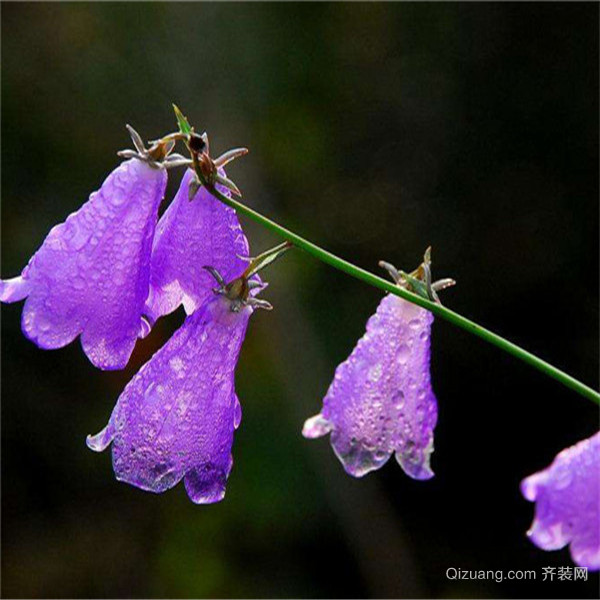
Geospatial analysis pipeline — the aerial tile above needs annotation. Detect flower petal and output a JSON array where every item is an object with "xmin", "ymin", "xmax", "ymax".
[
  {"xmin": 521, "ymin": 432, "xmax": 600, "ymax": 570},
  {"xmin": 145, "ymin": 168, "xmax": 249, "ymax": 322},
  {"xmin": 303, "ymin": 294, "xmax": 437, "ymax": 479},
  {"xmin": 88, "ymin": 294, "xmax": 252, "ymax": 503},
  {"xmin": 86, "ymin": 422, "xmax": 116, "ymax": 453},
  {"xmin": 2, "ymin": 159, "xmax": 167, "ymax": 369},
  {"xmin": 0, "ymin": 276, "xmax": 31, "ymax": 303},
  {"xmin": 184, "ymin": 452, "xmax": 234, "ymax": 504}
]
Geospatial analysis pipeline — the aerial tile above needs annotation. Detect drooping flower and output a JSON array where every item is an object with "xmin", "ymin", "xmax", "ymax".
[
  {"xmin": 87, "ymin": 293, "xmax": 251, "ymax": 503},
  {"xmin": 144, "ymin": 167, "xmax": 249, "ymax": 322},
  {"xmin": 87, "ymin": 243, "xmax": 288, "ymax": 503},
  {"xmin": 0, "ymin": 127, "xmax": 182, "ymax": 369},
  {"xmin": 521, "ymin": 432, "xmax": 600, "ymax": 570},
  {"xmin": 303, "ymin": 250, "xmax": 454, "ymax": 479}
]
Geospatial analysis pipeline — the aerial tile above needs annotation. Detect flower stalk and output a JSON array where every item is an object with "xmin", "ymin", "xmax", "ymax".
[
  {"xmin": 202, "ymin": 183, "xmax": 599, "ymax": 406},
  {"xmin": 170, "ymin": 104, "xmax": 599, "ymax": 406}
]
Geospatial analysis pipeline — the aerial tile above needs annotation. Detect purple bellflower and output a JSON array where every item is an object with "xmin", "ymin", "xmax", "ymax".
[
  {"xmin": 87, "ymin": 292, "xmax": 251, "ymax": 504},
  {"xmin": 0, "ymin": 126, "xmax": 189, "ymax": 370},
  {"xmin": 87, "ymin": 243, "xmax": 288, "ymax": 503},
  {"xmin": 303, "ymin": 249, "xmax": 454, "ymax": 479},
  {"xmin": 145, "ymin": 166, "xmax": 249, "ymax": 323},
  {"xmin": 521, "ymin": 432, "xmax": 600, "ymax": 570}
]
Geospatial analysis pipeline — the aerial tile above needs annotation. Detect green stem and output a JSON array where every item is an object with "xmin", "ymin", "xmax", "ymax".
[{"xmin": 207, "ymin": 185, "xmax": 599, "ymax": 406}]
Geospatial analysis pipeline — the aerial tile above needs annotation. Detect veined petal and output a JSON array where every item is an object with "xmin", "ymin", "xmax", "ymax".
[
  {"xmin": 88, "ymin": 294, "xmax": 252, "ymax": 504},
  {"xmin": 2, "ymin": 159, "xmax": 167, "ymax": 370},
  {"xmin": 145, "ymin": 168, "xmax": 249, "ymax": 321},
  {"xmin": 303, "ymin": 294, "xmax": 437, "ymax": 479},
  {"xmin": 521, "ymin": 432, "xmax": 600, "ymax": 570}
]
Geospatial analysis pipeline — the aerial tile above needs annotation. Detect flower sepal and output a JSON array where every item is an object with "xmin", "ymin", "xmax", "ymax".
[
  {"xmin": 117, "ymin": 124, "xmax": 188, "ymax": 169},
  {"xmin": 169, "ymin": 105, "xmax": 249, "ymax": 197},
  {"xmin": 203, "ymin": 241, "xmax": 292, "ymax": 313},
  {"xmin": 380, "ymin": 246, "xmax": 455, "ymax": 305}
]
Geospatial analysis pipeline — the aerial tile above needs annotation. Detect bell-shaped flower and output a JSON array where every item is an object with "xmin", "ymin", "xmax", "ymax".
[
  {"xmin": 87, "ymin": 293, "xmax": 249, "ymax": 503},
  {"xmin": 87, "ymin": 243, "xmax": 289, "ymax": 503},
  {"xmin": 144, "ymin": 166, "xmax": 249, "ymax": 323},
  {"xmin": 521, "ymin": 431, "xmax": 600, "ymax": 570},
  {"xmin": 0, "ymin": 127, "xmax": 183, "ymax": 369},
  {"xmin": 303, "ymin": 250, "xmax": 454, "ymax": 479}
]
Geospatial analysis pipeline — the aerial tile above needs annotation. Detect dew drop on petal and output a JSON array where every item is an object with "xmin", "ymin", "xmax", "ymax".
[
  {"xmin": 72, "ymin": 277, "xmax": 86, "ymax": 291},
  {"xmin": 552, "ymin": 466, "xmax": 573, "ymax": 490},
  {"xmin": 409, "ymin": 318, "xmax": 421, "ymax": 331},
  {"xmin": 393, "ymin": 390, "xmax": 405, "ymax": 409},
  {"xmin": 169, "ymin": 356, "xmax": 186, "ymax": 378},
  {"xmin": 37, "ymin": 316, "xmax": 51, "ymax": 332},
  {"xmin": 368, "ymin": 363, "xmax": 383, "ymax": 382},
  {"xmin": 233, "ymin": 397, "xmax": 242, "ymax": 429},
  {"xmin": 138, "ymin": 316, "xmax": 152, "ymax": 339},
  {"xmin": 397, "ymin": 344, "xmax": 410, "ymax": 365}
]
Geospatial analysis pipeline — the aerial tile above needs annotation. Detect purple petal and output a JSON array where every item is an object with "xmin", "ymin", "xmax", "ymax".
[
  {"xmin": 521, "ymin": 432, "xmax": 600, "ymax": 570},
  {"xmin": 0, "ymin": 276, "xmax": 31, "ymax": 303},
  {"xmin": 145, "ymin": 168, "xmax": 249, "ymax": 322},
  {"xmin": 1, "ymin": 159, "xmax": 167, "ymax": 370},
  {"xmin": 303, "ymin": 294, "xmax": 437, "ymax": 479},
  {"xmin": 87, "ymin": 294, "xmax": 252, "ymax": 504}
]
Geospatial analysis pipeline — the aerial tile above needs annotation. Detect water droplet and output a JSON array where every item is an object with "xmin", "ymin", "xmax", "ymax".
[
  {"xmin": 393, "ymin": 391, "xmax": 405, "ymax": 409},
  {"xmin": 23, "ymin": 312, "xmax": 34, "ymax": 328},
  {"xmin": 139, "ymin": 316, "xmax": 152, "ymax": 339},
  {"xmin": 368, "ymin": 363, "xmax": 383, "ymax": 382},
  {"xmin": 409, "ymin": 318, "xmax": 421, "ymax": 331},
  {"xmin": 169, "ymin": 356, "xmax": 186, "ymax": 378},
  {"xmin": 233, "ymin": 399, "xmax": 242, "ymax": 429},
  {"xmin": 553, "ymin": 467, "xmax": 573, "ymax": 490},
  {"xmin": 397, "ymin": 344, "xmax": 410, "ymax": 365},
  {"xmin": 37, "ymin": 316, "xmax": 51, "ymax": 332},
  {"xmin": 72, "ymin": 277, "xmax": 85, "ymax": 291},
  {"xmin": 111, "ymin": 193, "xmax": 126, "ymax": 206}
]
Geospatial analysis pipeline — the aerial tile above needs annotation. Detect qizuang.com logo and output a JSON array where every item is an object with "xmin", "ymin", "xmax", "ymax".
[{"xmin": 446, "ymin": 568, "xmax": 536, "ymax": 583}]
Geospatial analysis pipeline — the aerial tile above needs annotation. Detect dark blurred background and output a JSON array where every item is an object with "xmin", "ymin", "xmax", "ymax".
[{"xmin": 1, "ymin": 3, "xmax": 598, "ymax": 598}]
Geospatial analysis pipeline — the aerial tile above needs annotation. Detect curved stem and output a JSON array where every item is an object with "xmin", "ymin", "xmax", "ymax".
[{"xmin": 206, "ymin": 185, "xmax": 599, "ymax": 406}]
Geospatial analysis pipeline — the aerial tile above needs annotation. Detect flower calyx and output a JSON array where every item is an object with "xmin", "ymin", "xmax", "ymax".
[
  {"xmin": 202, "ymin": 241, "xmax": 293, "ymax": 313},
  {"xmin": 379, "ymin": 246, "xmax": 455, "ymax": 305},
  {"xmin": 203, "ymin": 267, "xmax": 271, "ymax": 313},
  {"xmin": 187, "ymin": 131, "xmax": 248, "ymax": 198},
  {"xmin": 170, "ymin": 105, "xmax": 248, "ymax": 199},
  {"xmin": 118, "ymin": 125, "xmax": 189, "ymax": 170}
]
